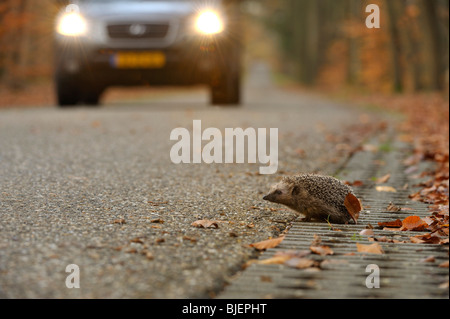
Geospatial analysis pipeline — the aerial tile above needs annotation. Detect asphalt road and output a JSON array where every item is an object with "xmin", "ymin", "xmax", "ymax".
[{"xmin": 0, "ymin": 63, "xmax": 381, "ymax": 298}]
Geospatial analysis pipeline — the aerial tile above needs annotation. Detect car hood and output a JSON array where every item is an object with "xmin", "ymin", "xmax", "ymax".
[{"xmin": 79, "ymin": 1, "xmax": 199, "ymax": 20}]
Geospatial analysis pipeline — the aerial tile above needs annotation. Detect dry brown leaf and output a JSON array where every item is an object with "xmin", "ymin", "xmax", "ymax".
[
  {"xmin": 439, "ymin": 261, "xmax": 449, "ymax": 268},
  {"xmin": 250, "ymin": 236, "xmax": 285, "ymax": 251},
  {"xmin": 410, "ymin": 233, "xmax": 441, "ymax": 244},
  {"xmin": 284, "ymin": 257, "xmax": 316, "ymax": 269},
  {"xmin": 378, "ymin": 219, "xmax": 403, "ymax": 228},
  {"xmin": 356, "ymin": 242, "xmax": 384, "ymax": 254},
  {"xmin": 383, "ymin": 227, "xmax": 403, "ymax": 231},
  {"xmin": 386, "ymin": 202, "xmax": 402, "ymax": 212},
  {"xmin": 182, "ymin": 236, "xmax": 197, "ymax": 243},
  {"xmin": 310, "ymin": 245, "xmax": 334, "ymax": 256},
  {"xmin": 91, "ymin": 120, "xmax": 101, "ymax": 128},
  {"xmin": 344, "ymin": 180, "xmax": 364, "ymax": 187},
  {"xmin": 191, "ymin": 219, "xmax": 220, "ymax": 229},
  {"xmin": 376, "ymin": 173, "xmax": 391, "ymax": 184},
  {"xmin": 143, "ymin": 251, "xmax": 154, "ymax": 260},
  {"xmin": 260, "ymin": 275, "xmax": 272, "ymax": 282},
  {"xmin": 258, "ymin": 255, "xmax": 292, "ymax": 265},
  {"xmin": 376, "ymin": 186, "xmax": 397, "ymax": 193},
  {"xmin": 420, "ymin": 256, "xmax": 436, "ymax": 263},
  {"xmin": 344, "ymin": 193, "xmax": 362, "ymax": 224},
  {"xmin": 130, "ymin": 237, "xmax": 144, "ymax": 244},
  {"xmin": 402, "ymin": 216, "xmax": 428, "ymax": 231},
  {"xmin": 113, "ymin": 218, "xmax": 126, "ymax": 225}
]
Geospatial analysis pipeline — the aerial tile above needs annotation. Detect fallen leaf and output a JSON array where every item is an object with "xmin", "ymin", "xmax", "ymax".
[
  {"xmin": 182, "ymin": 236, "xmax": 197, "ymax": 243},
  {"xmin": 376, "ymin": 173, "xmax": 391, "ymax": 184},
  {"xmin": 439, "ymin": 261, "xmax": 449, "ymax": 268},
  {"xmin": 295, "ymin": 148, "xmax": 306, "ymax": 157},
  {"xmin": 113, "ymin": 219, "xmax": 126, "ymax": 225},
  {"xmin": 260, "ymin": 275, "xmax": 272, "ymax": 282},
  {"xmin": 191, "ymin": 220, "xmax": 220, "ymax": 229},
  {"xmin": 383, "ymin": 227, "xmax": 403, "ymax": 231},
  {"xmin": 250, "ymin": 236, "xmax": 285, "ymax": 251},
  {"xmin": 356, "ymin": 242, "xmax": 384, "ymax": 254},
  {"xmin": 360, "ymin": 229, "xmax": 375, "ymax": 236},
  {"xmin": 310, "ymin": 245, "xmax": 334, "ymax": 256},
  {"xmin": 344, "ymin": 180, "xmax": 364, "ymax": 187},
  {"xmin": 420, "ymin": 256, "xmax": 435, "ymax": 263},
  {"xmin": 386, "ymin": 202, "xmax": 401, "ymax": 212},
  {"xmin": 376, "ymin": 186, "xmax": 397, "ymax": 193},
  {"xmin": 91, "ymin": 120, "xmax": 101, "ymax": 128},
  {"xmin": 410, "ymin": 233, "xmax": 441, "ymax": 244},
  {"xmin": 344, "ymin": 193, "xmax": 362, "ymax": 224},
  {"xmin": 438, "ymin": 281, "xmax": 449, "ymax": 289},
  {"xmin": 402, "ymin": 216, "xmax": 428, "ymax": 231},
  {"xmin": 143, "ymin": 251, "xmax": 154, "ymax": 260},
  {"xmin": 130, "ymin": 237, "xmax": 144, "ymax": 244},
  {"xmin": 258, "ymin": 255, "xmax": 292, "ymax": 265},
  {"xmin": 284, "ymin": 257, "xmax": 316, "ymax": 269},
  {"xmin": 378, "ymin": 219, "xmax": 403, "ymax": 228},
  {"xmin": 150, "ymin": 218, "xmax": 164, "ymax": 224}
]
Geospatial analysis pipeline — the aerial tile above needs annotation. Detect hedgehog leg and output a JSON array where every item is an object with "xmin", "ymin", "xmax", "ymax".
[
  {"xmin": 299, "ymin": 208, "xmax": 312, "ymax": 222},
  {"xmin": 300, "ymin": 216, "xmax": 312, "ymax": 222}
]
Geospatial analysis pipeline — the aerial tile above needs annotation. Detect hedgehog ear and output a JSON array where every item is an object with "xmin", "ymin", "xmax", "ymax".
[{"xmin": 292, "ymin": 186, "xmax": 300, "ymax": 195}]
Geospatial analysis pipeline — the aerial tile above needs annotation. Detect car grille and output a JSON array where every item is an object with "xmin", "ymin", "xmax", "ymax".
[{"xmin": 107, "ymin": 23, "xmax": 170, "ymax": 39}]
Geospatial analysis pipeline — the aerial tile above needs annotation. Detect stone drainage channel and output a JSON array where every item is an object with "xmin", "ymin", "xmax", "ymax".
[{"xmin": 218, "ymin": 136, "xmax": 449, "ymax": 299}]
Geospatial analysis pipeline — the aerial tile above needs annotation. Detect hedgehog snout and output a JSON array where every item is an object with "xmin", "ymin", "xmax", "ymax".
[{"xmin": 263, "ymin": 193, "xmax": 275, "ymax": 202}]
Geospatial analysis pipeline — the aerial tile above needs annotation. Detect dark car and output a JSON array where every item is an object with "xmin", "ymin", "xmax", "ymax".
[{"xmin": 54, "ymin": 0, "xmax": 242, "ymax": 106}]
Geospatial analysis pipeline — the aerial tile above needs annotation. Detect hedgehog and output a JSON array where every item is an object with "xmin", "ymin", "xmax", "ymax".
[{"xmin": 263, "ymin": 174, "xmax": 354, "ymax": 224}]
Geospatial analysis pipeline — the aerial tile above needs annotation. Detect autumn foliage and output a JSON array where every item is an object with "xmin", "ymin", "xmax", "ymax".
[
  {"xmin": 263, "ymin": 0, "xmax": 449, "ymax": 95},
  {"xmin": 0, "ymin": 0, "xmax": 58, "ymax": 90}
]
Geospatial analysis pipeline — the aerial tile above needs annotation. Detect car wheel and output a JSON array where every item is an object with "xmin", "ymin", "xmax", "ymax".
[
  {"xmin": 210, "ymin": 42, "xmax": 242, "ymax": 106},
  {"xmin": 82, "ymin": 88, "xmax": 103, "ymax": 106},
  {"xmin": 210, "ymin": 70, "xmax": 241, "ymax": 106}
]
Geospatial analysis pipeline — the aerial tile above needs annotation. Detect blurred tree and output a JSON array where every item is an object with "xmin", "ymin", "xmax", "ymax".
[
  {"xmin": 264, "ymin": 0, "xmax": 449, "ymax": 94},
  {"xmin": 0, "ymin": 0, "xmax": 57, "ymax": 90}
]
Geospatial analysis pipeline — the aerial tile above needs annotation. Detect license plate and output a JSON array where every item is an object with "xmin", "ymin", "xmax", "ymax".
[{"xmin": 112, "ymin": 51, "xmax": 166, "ymax": 69}]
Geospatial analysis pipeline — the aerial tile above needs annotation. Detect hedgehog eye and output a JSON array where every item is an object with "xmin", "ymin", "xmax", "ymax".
[{"xmin": 274, "ymin": 190, "xmax": 282, "ymax": 195}]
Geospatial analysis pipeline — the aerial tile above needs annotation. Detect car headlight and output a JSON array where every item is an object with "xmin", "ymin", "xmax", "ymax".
[
  {"xmin": 195, "ymin": 10, "xmax": 224, "ymax": 35},
  {"xmin": 56, "ymin": 8, "xmax": 87, "ymax": 37}
]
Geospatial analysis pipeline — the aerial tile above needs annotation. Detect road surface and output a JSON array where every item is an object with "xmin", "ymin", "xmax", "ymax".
[{"xmin": 0, "ymin": 62, "xmax": 381, "ymax": 298}]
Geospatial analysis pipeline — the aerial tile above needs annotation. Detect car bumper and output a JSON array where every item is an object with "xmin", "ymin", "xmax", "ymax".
[{"xmin": 54, "ymin": 37, "xmax": 222, "ymax": 86}]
